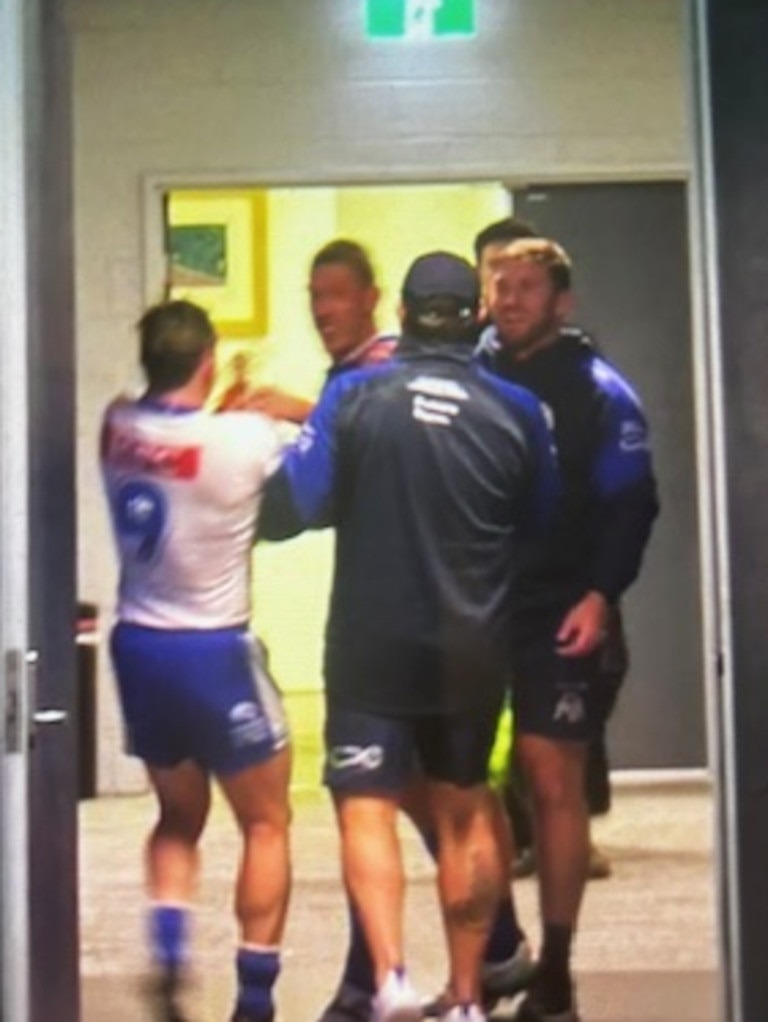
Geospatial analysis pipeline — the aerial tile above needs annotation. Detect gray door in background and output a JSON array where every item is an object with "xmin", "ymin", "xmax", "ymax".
[{"xmin": 513, "ymin": 182, "xmax": 705, "ymax": 769}]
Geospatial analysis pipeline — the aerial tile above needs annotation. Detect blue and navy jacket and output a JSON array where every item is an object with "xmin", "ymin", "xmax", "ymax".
[
  {"xmin": 476, "ymin": 326, "xmax": 659, "ymax": 615},
  {"xmin": 259, "ymin": 336, "xmax": 560, "ymax": 714}
]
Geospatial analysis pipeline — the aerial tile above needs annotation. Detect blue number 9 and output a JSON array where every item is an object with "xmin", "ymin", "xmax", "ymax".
[{"xmin": 114, "ymin": 480, "xmax": 168, "ymax": 563}]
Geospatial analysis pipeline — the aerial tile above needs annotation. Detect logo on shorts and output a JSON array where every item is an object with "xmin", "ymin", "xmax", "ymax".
[
  {"xmin": 552, "ymin": 691, "xmax": 585, "ymax": 725},
  {"xmin": 228, "ymin": 701, "xmax": 269, "ymax": 747},
  {"xmin": 619, "ymin": 418, "xmax": 649, "ymax": 452},
  {"xmin": 327, "ymin": 744, "xmax": 384, "ymax": 772}
]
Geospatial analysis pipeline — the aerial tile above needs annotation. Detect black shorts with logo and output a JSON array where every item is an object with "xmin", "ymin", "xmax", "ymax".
[
  {"xmin": 510, "ymin": 605, "xmax": 628, "ymax": 743},
  {"xmin": 323, "ymin": 701, "xmax": 503, "ymax": 794}
]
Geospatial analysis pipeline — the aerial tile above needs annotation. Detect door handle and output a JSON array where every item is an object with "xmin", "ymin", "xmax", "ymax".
[
  {"xmin": 33, "ymin": 709, "xmax": 68, "ymax": 725},
  {"xmin": 26, "ymin": 650, "xmax": 68, "ymax": 739}
]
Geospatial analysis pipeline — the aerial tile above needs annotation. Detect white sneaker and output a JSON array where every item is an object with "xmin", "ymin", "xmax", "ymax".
[
  {"xmin": 440, "ymin": 1004, "xmax": 486, "ymax": 1022},
  {"xmin": 372, "ymin": 968, "xmax": 423, "ymax": 1022}
]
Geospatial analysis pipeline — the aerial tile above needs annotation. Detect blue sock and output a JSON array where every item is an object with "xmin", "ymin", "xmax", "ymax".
[
  {"xmin": 340, "ymin": 902, "xmax": 376, "ymax": 994},
  {"xmin": 485, "ymin": 893, "xmax": 525, "ymax": 963},
  {"xmin": 148, "ymin": 904, "xmax": 189, "ymax": 972},
  {"xmin": 420, "ymin": 827, "xmax": 525, "ymax": 964},
  {"xmin": 236, "ymin": 947, "xmax": 280, "ymax": 1021}
]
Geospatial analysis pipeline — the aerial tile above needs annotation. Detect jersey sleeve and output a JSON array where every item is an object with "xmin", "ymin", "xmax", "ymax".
[
  {"xmin": 257, "ymin": 376, "xmax": 346, "ymax": 540},
  {"xmin": 590, "ymin": 378, "xmax": 660, "ymax": 600}
]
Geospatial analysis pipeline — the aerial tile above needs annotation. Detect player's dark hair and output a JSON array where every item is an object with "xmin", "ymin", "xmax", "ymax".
[
  {"xmin": 473, "ymin": 216, "xmax": 539, "ymax": 262},
  {"xmin": 310, "ymin": 239, "xmax": 377, "ymax": 288},
  {"xmin": 138, "ymin": 300, "xmax": 215, "ymax": 392}
]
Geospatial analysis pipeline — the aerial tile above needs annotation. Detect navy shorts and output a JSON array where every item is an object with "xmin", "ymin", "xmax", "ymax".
[
  {"xmin": 110, "ymin": 622, "xmax": 289, "ymax": 775},
  {"xmin": 323, "ymin": 702, "xmax": 502, "ymax": 794},
  {"xmin": 511, "ymin": 607, "xmax": 627, "ymax": 743}
]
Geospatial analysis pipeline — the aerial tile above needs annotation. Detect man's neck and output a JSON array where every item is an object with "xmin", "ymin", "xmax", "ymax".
[
  {"xmin": 144, "ymin": 383, "xmax": 205, "ymax": 410},
  {"xmin": 499, "ymin": 325, "xmax": 561, "ymax": 362},
  {"xmin": 335, "ymin": 329, "xmax": 380, "ymax": 366}
]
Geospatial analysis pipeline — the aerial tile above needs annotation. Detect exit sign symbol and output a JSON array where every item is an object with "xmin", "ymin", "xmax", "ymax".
[{"xmin": 366, "ymin": 0, "xmax": 476, "ymax": 39}]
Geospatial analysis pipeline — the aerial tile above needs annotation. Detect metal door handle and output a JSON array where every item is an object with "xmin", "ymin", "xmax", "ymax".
[
  {"xmin": 33, "ymin": 709, "xmax": 68, "ymax": 725},
  {"xmin": 26, "ymin": 650, "xmax": 69, "ymax": 735}
]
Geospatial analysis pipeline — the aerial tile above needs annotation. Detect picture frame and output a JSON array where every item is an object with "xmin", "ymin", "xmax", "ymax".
[{"xmin": 166, "ymin": 189, "xmax": 268, "ymax": 339}]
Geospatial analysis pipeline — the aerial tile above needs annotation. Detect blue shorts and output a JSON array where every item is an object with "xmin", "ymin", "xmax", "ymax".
[
  {"xmin": 110, "ymin": 622, "xmax": 289, "ymax": 775},
  {"xmin": 511, "ymin": 609, "xmax": 626, "ymax": 742},
  {"xmin": 323, "ymin": 703, "xmax": 501, "ymax": 793}
]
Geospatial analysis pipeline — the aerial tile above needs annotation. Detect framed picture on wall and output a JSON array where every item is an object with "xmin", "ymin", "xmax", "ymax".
[{"xmin": 166, "ymin": 189, "xmax": 268, "ymax": 338}]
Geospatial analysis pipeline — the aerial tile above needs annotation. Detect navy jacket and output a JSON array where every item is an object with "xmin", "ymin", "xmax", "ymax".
[
  {"xmin": 476, "ymin": 326, "xmax": 659, "ymax": 614},
  {"xmin": 260, "ymin": 337, "xmax": 560, "ymax": 714}
]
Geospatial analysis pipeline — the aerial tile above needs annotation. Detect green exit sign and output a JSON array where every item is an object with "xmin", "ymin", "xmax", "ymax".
[{"xmin": 366, "ymin": 0, "xmax": 476, "ymax": 40}]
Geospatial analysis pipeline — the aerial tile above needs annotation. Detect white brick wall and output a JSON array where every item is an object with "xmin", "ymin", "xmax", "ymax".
[{"xmin": 71, "ymin": 0, "xmax": 690, "ymax": 791}]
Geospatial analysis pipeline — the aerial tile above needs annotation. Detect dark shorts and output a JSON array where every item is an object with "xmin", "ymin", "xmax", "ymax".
[
  {"xmin": 323, "ymin": 702, "xmax": 502, "ymax": 793},
  {"xmin": 511, "ymin": 606, "xmax": 628, "ymax": 743},
  {"xmin": 111, "ymin": 622, "xmax": 289, "ymax": 775}
]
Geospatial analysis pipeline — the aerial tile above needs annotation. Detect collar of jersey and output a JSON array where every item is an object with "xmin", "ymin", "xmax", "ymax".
[{"xmin": 138, "ymin": 396, "xmax": 201, "ymax": 415}]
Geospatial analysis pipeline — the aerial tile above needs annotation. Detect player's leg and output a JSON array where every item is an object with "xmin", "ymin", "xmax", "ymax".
[
  {"xmin": 110, "ymin": 622, "xmax": 214, "ymax": 1022},
  {"xmin": 325, "ymin": 705, "xmax": 422, "ymax": 1022},
  {"xmin": 584, "ymin": 606, "xmax": 630, "ymax": 880},
  {"xmin": 417, "ymin": 710, "xmax": 505, "ymax": 1019},
  {"xmin": 511, "ymin": 618, "xmax": 601, "ymax": 1022},
  {"xmin": 205, "ymin": 631, "xmax": 292, "ymax": 1022},
  {"xmin": 145, "ymin": 760, "xmax": 212, "ymax": 968},
  {"xmin": 218, "ymin": 746, "xmax": 292, "ymax": 1022}
]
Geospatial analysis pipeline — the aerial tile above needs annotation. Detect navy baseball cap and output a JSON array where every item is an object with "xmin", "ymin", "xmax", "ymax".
[{"xmin": 402, "ymin": 252, "xmax": 480, "ymax": 313}]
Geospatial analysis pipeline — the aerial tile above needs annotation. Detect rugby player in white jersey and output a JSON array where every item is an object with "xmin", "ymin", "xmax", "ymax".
[{"xmin": 101, "ymin": 300, "xmax": 290, "ymax": 1022}]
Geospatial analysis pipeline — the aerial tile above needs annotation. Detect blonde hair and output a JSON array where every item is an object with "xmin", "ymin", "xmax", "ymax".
[{"xmin": 490, "ymin": 237, "xmax": 572, "ymax": 292}]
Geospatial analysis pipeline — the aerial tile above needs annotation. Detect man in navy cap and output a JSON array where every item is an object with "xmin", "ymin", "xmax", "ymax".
[{"xmin": 259, "ymin": 252, "xmax": 560, "ymax": 1022}]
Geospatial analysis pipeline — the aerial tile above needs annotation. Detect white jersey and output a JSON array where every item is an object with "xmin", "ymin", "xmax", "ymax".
[{"xmin": 100, "ymin": 397, "xmax": 281, "ymax": 629}]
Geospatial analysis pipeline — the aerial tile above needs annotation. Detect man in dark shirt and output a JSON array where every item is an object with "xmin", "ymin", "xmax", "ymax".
[
  {"xmin": 260, "ymin": 252, "xmax": 560, "ymax": 1022},
  {"xmin": 477, "ymin": 237, "xmax": 659, "ymax": 1022}
]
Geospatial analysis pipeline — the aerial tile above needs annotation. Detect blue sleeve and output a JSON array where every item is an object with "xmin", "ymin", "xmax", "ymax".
[
  {"xmin": 590, "ymin": 377, "xmax": 660, "ymax": 599},
  {"xmin": 258, "ymin": 378, "xmax": 345, "ymax": 541}
]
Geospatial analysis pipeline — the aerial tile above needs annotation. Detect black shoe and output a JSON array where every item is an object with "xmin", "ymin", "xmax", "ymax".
[
  {"xmin": 316, "ymin": 983, "xmax": 372, "ymax": 1022},
  {"xmin": 145, "ymin": 967, "xmax": 193, "ymax": 1022}
]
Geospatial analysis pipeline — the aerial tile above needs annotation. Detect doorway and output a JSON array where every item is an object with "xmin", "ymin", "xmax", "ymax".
[{"xmin": 149, "ymin": 178, "xmax": 706, "ymax": 771}]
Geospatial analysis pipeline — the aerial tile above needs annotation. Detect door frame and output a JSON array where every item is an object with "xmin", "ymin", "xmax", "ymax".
[
  {"xmin": 0, "ymin": 2, "xmax": 33, "ymax": 1020},
  {"xmin": 139, "ymin": 160, "xmax": 729, "ymax": 1010}
]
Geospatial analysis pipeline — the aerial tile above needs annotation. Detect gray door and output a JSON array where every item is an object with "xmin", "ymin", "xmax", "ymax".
[
  {"xmin": 513, "ymin": 182, "xmax": 705, "ymax": 769},
  {"xmin": 27, "ymin": 2, "xmax": 80, "ymax": 1020},
  {"xmin": 1, "ymin": 2, "xmax": 79, "ymax": 1021}
]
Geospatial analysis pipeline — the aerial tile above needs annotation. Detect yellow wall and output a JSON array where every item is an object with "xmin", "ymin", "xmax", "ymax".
[{"xmin": 210, "ymin": 182, "xmax": 512, "ymax": 693}]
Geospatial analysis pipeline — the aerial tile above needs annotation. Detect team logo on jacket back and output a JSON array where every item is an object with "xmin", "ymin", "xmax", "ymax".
[{"xmin": 407, "ymin": 376, "xmax": 468, "ymax": 427}]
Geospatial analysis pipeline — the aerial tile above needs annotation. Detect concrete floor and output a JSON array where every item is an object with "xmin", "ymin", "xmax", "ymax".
[{"xmin": 79, "ymin": 774, "xmax": 720, "ymax": 1022}]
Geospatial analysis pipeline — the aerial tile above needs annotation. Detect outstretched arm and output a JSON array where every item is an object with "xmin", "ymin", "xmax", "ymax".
[{"xmin": 257, "ymin": 378, "xmax": 346, "ymax": 541}]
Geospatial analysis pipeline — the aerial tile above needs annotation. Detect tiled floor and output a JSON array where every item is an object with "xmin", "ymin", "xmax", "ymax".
[{"xmin": 79, "ymin": 774, "xmax": 720, "ymax": 1022}]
